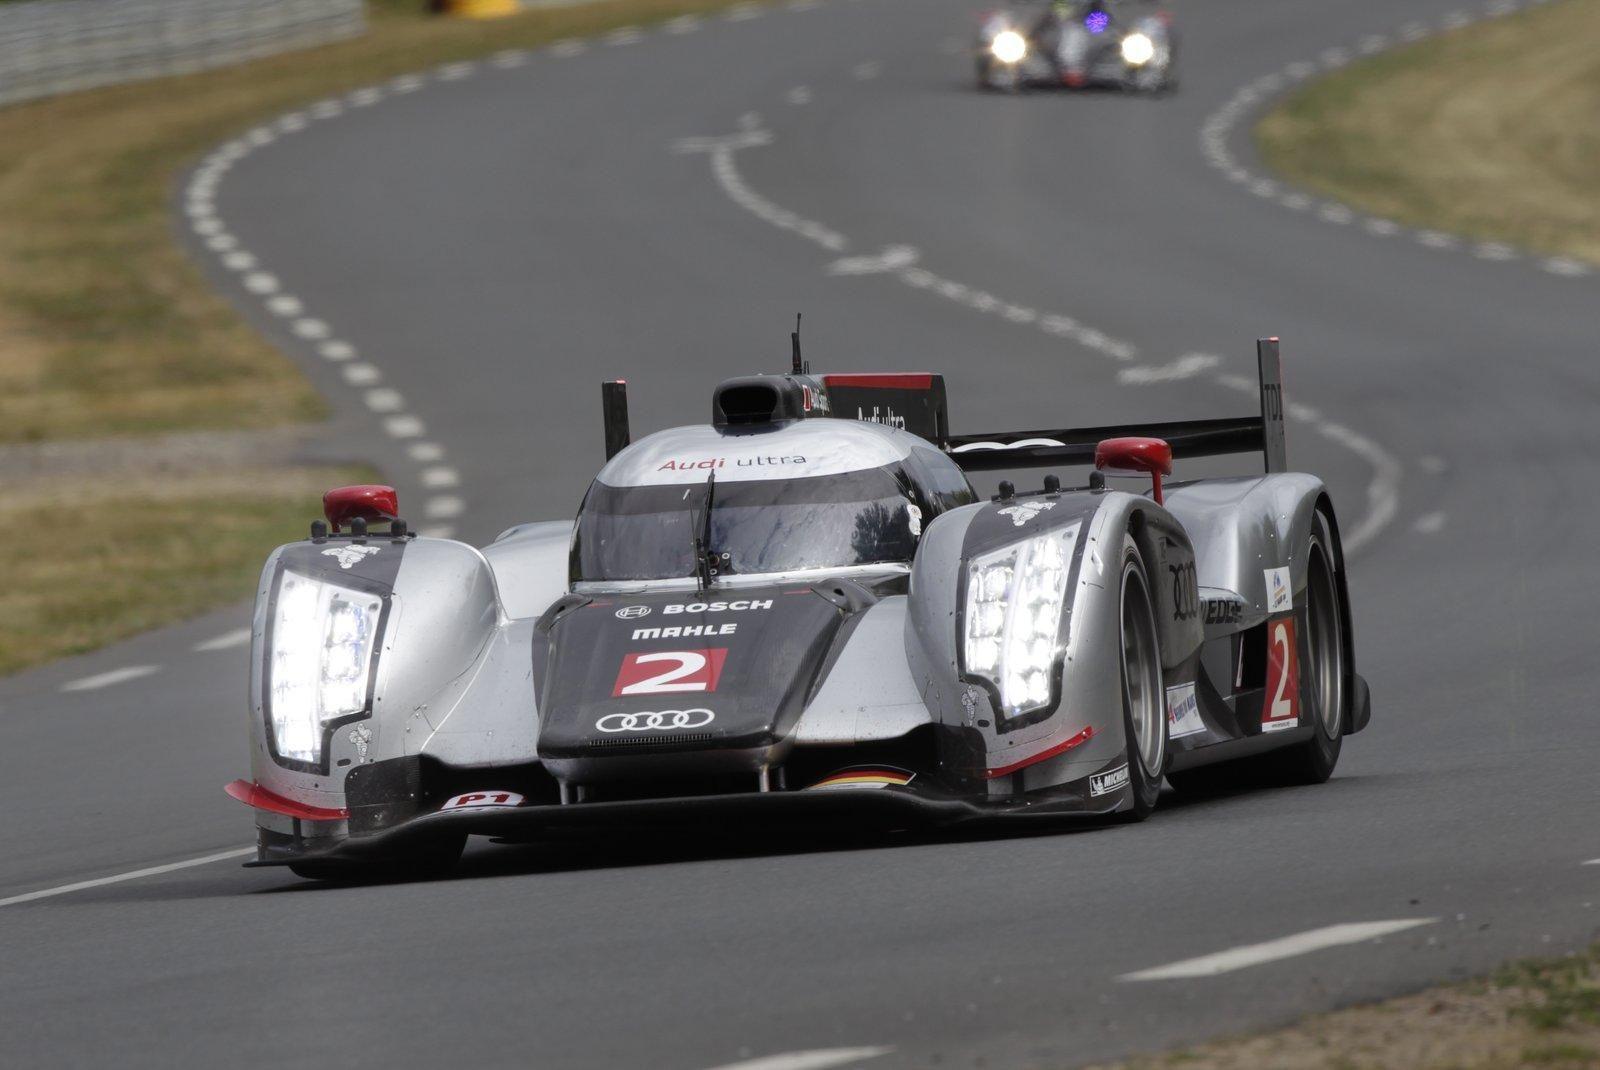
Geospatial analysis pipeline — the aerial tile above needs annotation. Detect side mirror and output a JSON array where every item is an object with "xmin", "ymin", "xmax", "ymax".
[
  {"xmin": 323, "ymin": 484, "xmax": 399, "ymax": 533},
  {"xmin": 1094, "ymin": 437, "xmax": 1172, "ymax": 504}
]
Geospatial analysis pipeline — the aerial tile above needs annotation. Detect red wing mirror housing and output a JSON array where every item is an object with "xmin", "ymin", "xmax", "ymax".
[
  {"xmin": 1094, "ymin": 437, "xmax": 1173, "ymax": 505},
  {"xmin": 323, "ymin": 484, "xmax": 399, "ymax": 533}
]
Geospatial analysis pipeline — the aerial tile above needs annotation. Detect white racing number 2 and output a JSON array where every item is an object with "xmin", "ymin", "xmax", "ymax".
[
  {"xmin": 1262, "ymin": 618, "xmax": 1299, "ymax": 733},
  {"xmin": 612, "ymin": 649, "xmax": 729, "ymax": 696}
]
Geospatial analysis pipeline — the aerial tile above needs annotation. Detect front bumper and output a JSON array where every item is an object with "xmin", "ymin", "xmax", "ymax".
[{"xmin": 243, "ymin": 780, "xmax": 1121, "ymax": 869}]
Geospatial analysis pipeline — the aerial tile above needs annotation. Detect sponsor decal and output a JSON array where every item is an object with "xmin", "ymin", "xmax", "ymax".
[
  {"xmin": 800, "ymin": 385, "xmax": 831, "ymax": 414},
  {"xmin": 1264, "ymin": 566, "xmax": 1293, "ymax": 613},
  {"xmin": 1204, "ymin": 597, "xmax": 1244, "ymax": 626},
  {"xmin": 632, "ymin": 623, "xmax": 738, "ymax": 640},
  {"xmin": 347, "ymin": 724, "xmax": 372, "ymax": 759},
  {"xmin": 321, "ymin": 544, "xmax": 380, "ymax": 570},
  {"xmin": 961, "ymin": 685, "xmax": 982, "ymax": 727},
  {"xmin": 1089, "ymin": 764, "xmax": 1130, "ymax": 797},
  {"xmin": 907, "ymin": 502, "xmax": 923, "ymax": 537},
  {"xmin": 595, "ymin": 708, "xmax": 716, "ymax": 733},
  {"xmin": 855, "ymin": 404, "xmax": 906, "ymax": 429},
  {"xmin": 615, "ymin": 605, "xmax": 651, "ymax": 620},
  {"xmin": 613, "ymin": 649, "xmax": 728, "ymax": 696},
  {"xmin": 1166, "ymin": 682, "xmax": 1204, "ymax": 739},
  {"xmin": 662, "ymin": 599, "xmax": 773, "ymax": 615},
  {"xmin": 656, "ymin": 456, "xmax": 806, "ymax": 472},
  {"xmin": 440, "ymin": 791, "xmax": 523, "ymax": 810},
  {"xmin": 1262, "ymin": 617, "xmax": 1300, "ymax": 733},
  {"xmin": 809, "ymin": 769, "xmax": 915, "ymax": 791},
  {"xmin": 996, "ymin": 500, "xmax": 1056, "ymax": 527},
  {"xmin": 1169, "ymin": 561, "xmax": 1197, "ymax": 621}
]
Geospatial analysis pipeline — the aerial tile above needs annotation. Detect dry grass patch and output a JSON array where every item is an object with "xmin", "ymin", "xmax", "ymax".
[
  {"xmin": 0, "ymin": 0, "xmax": 762, "ymax": 444},
  {"xmin": 1256, "ymin": 0, "xmax": 1600, "ymax": 263},
  {"xmin": 1089, "ymin": 946, "xmax": 1600, "ymax": 1070},
  {"xmin": 0, "ymin": 467, "xmax": 365, "ymax": 675}
]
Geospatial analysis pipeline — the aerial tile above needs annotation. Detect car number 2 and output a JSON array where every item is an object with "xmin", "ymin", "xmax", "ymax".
[
  {"xmin": 1262, "ymin": 618, "xmax": 1299, "ymax": 733},
  {"xmin": 613, "ymin": 649, "xmax": 729, "ymax": 696}
]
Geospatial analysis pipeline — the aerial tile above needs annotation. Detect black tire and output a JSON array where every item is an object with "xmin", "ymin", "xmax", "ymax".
[
  {"xmin": 1167, "ymin": 510, "xmax": 1347, "ymax": 796},
  {"xmin": 1117, "ymin": 536, "xmax": 1167, "ymax": 820},
  {"xmin": 1255, "ymin": 511, "xmax": 1346, "ymax": 785},
  {"xmin": 289, "ymin": 834, "xmax": 466, "ymax": 883}
]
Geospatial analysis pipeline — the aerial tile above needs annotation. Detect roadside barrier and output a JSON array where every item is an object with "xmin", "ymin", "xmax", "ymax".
[{"xmin": 0, "ymin": 0, "xmax": 365, "ymax": 108}]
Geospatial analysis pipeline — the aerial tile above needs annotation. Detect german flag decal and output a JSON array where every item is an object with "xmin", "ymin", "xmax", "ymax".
[{"xmin": 808, "ymin": 768, "xmax": 915, "ymax": 791}]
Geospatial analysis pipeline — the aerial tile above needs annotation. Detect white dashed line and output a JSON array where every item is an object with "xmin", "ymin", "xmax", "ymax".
[
  {"xmin": 1119, "ymin": 920, "xmax": 1438, "ymax": 981},
  {"xmin": 265, "ymin": 294, "xmax": 303, "ymax": 317},
  {"xmin": 664, "ymin": 15, "xmax": 701, "ymax": 33},
  {"xmin": 436, "ymin": 61, "xmax": 476, "ymax": 81},
  {"xmin": 364, "ymin": 388, "xmax": 405, "ymax": 413},
  {"xmin": 408, "ymin": 442, "xmax": 445, "ymax": 462},
  {"xmin": 421, "ymin": 466, "xmax": 461, "ymax": 489},
  {"xmin": 725, "ymin": 3, "xmax": 762, "ymax": 19},
  {"xmin": 61, "ymin": 665, "xmax": 160, "ymax": 692},
  {"xmin": 548, "ymin": 39, "xmax": 586, "ymax": 57},
  {"xmin": 342, "ymin": 363, "xmax": 382, "ymax": 385},
  {"xmin": 786, "ymin": 86, "xmax": 813, "ymax": 106},
  {"xmin": 193, "ymin": 628, "xmax": 252, "ymax": 652},
  {"xmin": 425, "ymin": 496, "xmax": 465, "ymax": 520},
  {"xmin": 1543, "ymin": 258, "xmax": 1591, "ymax": 277},
  {"xmin": 683, "ymin": 119, "xmax": 1399, "ymax": 552},
  {"xmin": 490, "ymin": 49, "xmax": 528, "ymax": 68},
  {"xmin": 1413, "ymin": 512, "xmax": 1447, "ymax": 535},
  {"xmin": 604, "ymin": 27, "xmax": 643, "ymax": 46},
  {"xmin": 348, "ymin": 87, "xmax": 383, "ymax": 107},
  {"xmin": 1118, "ymin": 353, "xmax": 1221, "ymax": 385},
  {"xmin": 292, "ymin": 318, "xmax": 330, "ymax": 340},
  {"xmin": 318, "ymin": 340, "xmax": 355, "ymax": 361},
  {"xmin": 852, "ymin": 61, "xmax": 882, "ymax": 80},
  {"xmin": 384, "ymin": 415, "xmax": 426, "ymax": 438},
  {"xmin": 390, "ymin": 74, "xmax": 426, "ymax": 94},
  {"xmin": 703, "ymin": 1048, "xmax": 893, "ymax": 1070},
  {"xmin": 242, "ymin": 272, "xmax": 278, "ymax": 294},
  {"xmin": 0, "ymin": 847, "xmax": 256, "ymax": 909}
]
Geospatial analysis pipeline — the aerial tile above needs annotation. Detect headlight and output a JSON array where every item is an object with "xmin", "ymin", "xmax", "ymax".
[
  {"xmin": 267, "ymin": 569, "xmax": 385, "ymax": 768},
  {"xmin": 991, "ymin": 30, "xmax": 1027, "ymax": 64},
  {"xmin": 963, "ymin": 523, "xmax": 1079, "ymax": 718},
  {"xmin": 1121, "ymin": 32, "xmax": 1155, "ymax": 65}
]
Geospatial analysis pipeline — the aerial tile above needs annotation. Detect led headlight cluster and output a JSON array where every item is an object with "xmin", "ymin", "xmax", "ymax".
[
  {"xmin": 267, "ymin": 570, "xmax": 384, "ymax": 766},
  {"xmin": 963, "ymin": 523, "xmax": 1079, "ymax": 718},
  {"xmin": 991, "ymin": 29, "xmax": 1027, "ymax": 64},
  {"xmin": 1120, "ymin": 32, "xmax": 1155, "ymax": 65}
]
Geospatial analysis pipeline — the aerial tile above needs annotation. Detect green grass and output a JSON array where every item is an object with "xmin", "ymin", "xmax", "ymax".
[
  {"xmin": 0, "ymin": 468, "xmax": 366, "ymax": 675},
  {"xmin": 1256, "ymin": 0, "xmax": 1600, "ymax": 264}
]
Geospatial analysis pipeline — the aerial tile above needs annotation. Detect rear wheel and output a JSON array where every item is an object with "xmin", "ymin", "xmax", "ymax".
[
  {"xmin": 1118, "ymin": 537, "xmax": 1167, "ymax": 820},
  {"xmin": 1168, "ymin": 511, "xmax": 1347, "ymax": 796}
]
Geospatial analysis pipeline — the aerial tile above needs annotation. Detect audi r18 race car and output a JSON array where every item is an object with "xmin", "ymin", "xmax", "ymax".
[
  {"xmin": 226, "ymin": 336, "xmax": 1369, "ymax": 880},
  {"xmin": 977, "ymin": 0, "xmax": 1176, "ymax": 92}
]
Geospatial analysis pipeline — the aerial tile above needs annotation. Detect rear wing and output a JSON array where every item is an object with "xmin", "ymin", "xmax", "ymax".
[{"xmin": 945, "ymin": 338, "xmax": 1288, "ymax": 474}]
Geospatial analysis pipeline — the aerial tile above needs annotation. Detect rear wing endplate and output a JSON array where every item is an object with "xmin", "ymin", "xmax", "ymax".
[{"xmin": 946, "ymin": 338, "xmax": 1287, "ymax": 474}]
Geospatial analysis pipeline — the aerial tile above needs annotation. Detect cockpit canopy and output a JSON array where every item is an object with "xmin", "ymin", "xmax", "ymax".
[{"xmin": 571, "ymin": 420, "xmax": 974, "ymax": 585}]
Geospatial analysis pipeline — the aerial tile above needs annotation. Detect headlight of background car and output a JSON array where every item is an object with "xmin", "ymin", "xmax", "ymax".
[
  {"xmin": 268, "ymin": 570, "xmax": 385, "ymax": 766},
  {"xmin": 1120, "ymin": 32, "xmax": 1155, "ymax": 66},
  {"xmin": 963, "ymin": 523, "xmax": 1079, "ymax": 718},
  {"xmin": 991, "ymin": 30, "xmax": 1027, "ymax": 64}
]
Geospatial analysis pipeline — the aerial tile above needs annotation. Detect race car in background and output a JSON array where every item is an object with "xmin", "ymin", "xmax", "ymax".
[
  {"xmin": 226, "ymin": 336, "xmax": 1369, "ymax": 880},
  {"xmin": 977, "ymin": 0, "xmax": 1176, "ymax": 92}
]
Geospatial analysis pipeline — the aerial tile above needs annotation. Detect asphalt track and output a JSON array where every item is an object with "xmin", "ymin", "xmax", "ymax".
[{"xmin": 3, "ymin": 0, "xmax": 1598, "ymax": 1066}]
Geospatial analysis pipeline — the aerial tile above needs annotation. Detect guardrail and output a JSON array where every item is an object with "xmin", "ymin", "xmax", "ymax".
[{"xmin": 0, "ymin": 0, "xmax": 366, "ymax": 109}]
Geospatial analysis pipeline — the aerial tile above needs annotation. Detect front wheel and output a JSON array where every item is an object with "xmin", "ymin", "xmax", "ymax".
[{"xmin": 1118, "ymin": 536, "xmax": 1167, "ymax": 820}]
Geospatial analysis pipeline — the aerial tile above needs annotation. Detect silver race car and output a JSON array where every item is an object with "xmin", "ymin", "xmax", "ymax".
[
  {"xmin": 226, "ymin": 336, "xmax": 1369, "ymax": 880},
  {"xmin": 977, "ymin": 0, "xmax": 1176, "ymax": 92}
]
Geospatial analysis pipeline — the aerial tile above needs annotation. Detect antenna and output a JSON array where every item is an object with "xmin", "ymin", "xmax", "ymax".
[{"xmin": 791, "ymin": 313, "xmax": 806, "ymax": 375}]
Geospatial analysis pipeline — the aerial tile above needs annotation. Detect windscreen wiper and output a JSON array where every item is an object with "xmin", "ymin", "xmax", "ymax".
[{"xmin": 693, "ymin": 470, "xmax": 716, "ymax": 593}]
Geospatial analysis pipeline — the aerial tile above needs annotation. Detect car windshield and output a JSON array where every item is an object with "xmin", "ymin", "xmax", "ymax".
[{"xmin": 573, "ymin": 468, "xmax": 919, "ymax": 582}]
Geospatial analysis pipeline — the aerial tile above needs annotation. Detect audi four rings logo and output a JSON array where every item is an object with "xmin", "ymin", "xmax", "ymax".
[
  {"xmin": 615, "ymin": 605, "xmax": 651, "ymax": 620},
  {"xmin": 595, "ymin": 709, "xmax": 716, "ymax": 733}
]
